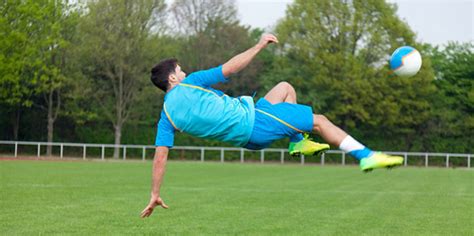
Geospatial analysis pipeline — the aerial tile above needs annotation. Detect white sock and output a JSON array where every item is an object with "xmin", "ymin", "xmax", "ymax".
[
  {"xmin": 339, "ymin": 135, "xmax": 374, "ymax": 160},
  {"xmin": 339, "ymin": 135, "xmax": 365, "ymax": 153}
]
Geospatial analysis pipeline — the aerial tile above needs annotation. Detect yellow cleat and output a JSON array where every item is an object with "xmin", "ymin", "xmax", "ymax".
[
  {"xmin": 288, "ymin": 134, "xmax": 330, "ymax": 157},
  {"xmin": 360, "ymin": 152, "xmax": 404, "ymax": 172}
]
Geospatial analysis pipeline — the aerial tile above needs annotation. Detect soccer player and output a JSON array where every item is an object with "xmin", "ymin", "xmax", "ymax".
[{"xmin": 140, "ymin": 34, "xmax": 403, "ymax": 218}]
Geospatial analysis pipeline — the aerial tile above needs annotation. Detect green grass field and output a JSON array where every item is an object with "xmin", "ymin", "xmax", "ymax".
[{"xmin": 1, "ymin": 160, "xmax": 473, "ymax": 235}]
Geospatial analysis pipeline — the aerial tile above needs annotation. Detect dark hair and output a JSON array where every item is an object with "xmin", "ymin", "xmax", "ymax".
[{"xmin": 150, "ymin": 58, "xmax": 178, "ymax": 92}]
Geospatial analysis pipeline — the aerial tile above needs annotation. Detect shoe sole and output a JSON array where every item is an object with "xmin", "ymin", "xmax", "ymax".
[
  {"xmin": 313, "ymin": 148, "xmax": 329, "ymax": 157},
  {"xmin": 290, "ymin": 152, "xmax": 301, "ymax": 157},
  {"xmin": 289, "ymin": 148, "xmax": 329, "ymax": 158},
  {"xmin": 363, "ymin": 168, "xmax": 373, "ymax": 173},
  {"xmin": 362, "ymin": 162, "xmax": 403, "ymax": 173}
]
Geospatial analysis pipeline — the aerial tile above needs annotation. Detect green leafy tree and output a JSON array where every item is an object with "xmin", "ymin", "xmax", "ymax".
[
  {"xmin": 35, "ymin": 1, "xmax": 79, "ymax": 155},
  {"xmin": 424, "ymin": 42, "xmax": 474, "ymax": 152},
  {"xmin": 0, "ymin": 1, "xmax": 79, "ymax": 147},
  {"xmin": 266, "ymin": 0, "xmax": 436, "ymax": 150},
  {"xmin": 77, "ymin": 0, "xmax": 167, "ymax": 158},
  {"xmin": 0, "ymin": 0, "xmax": 46, "ymax": 139}
]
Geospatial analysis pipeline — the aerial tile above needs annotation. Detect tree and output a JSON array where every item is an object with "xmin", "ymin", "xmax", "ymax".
[
  {"xmin": 77, "ymin": 0, "xmax": 167, "ymax": 158},
  {"xmin": 267, "ymin": 0, "xmax": 436, "ymax": 150},
  {"xmin": 0, "ymin": 0, "xmax": 45, "ymax": 140},
  {"xmin": 0, "ymin": 1, "xmax": 79, "ymax": 147},
  {"xmin": 35, "ymin": 1, "xmax": 79, "ymax": 155},
  {"xmin": 170, "ymin": 0, "xmax": 237, "ymax": 35},
  {"xmin": 424, "ymin": 42, "xmax": 474, "ymax": 152}
]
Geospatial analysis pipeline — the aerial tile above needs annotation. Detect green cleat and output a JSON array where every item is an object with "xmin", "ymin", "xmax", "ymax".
[
  {"xmin": 360, "ymin": 152, "xmax": 404, "ymax": 172},
  {"xmin": 289, "ymin": 134, "xmax": 330, "ymax": 157}
]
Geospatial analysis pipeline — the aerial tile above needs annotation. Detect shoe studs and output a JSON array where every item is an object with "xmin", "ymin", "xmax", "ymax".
[{"xmin": 363, "ymin": 168, "xmax": 373, "ymax": 173}]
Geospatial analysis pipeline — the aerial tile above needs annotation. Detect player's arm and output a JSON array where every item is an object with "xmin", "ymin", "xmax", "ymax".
[
  {"xmin": 222, "ymin": 33, "xmax": 278, "ymax": 77},
  {"xmin": 140, "ymin": 146, "xmax": 169, "ymax": 218}
]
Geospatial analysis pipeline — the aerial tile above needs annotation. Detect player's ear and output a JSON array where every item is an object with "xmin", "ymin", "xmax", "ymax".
[{"xmin": 168, "ymin": 73, "xmax": 177, "ymax": 83}]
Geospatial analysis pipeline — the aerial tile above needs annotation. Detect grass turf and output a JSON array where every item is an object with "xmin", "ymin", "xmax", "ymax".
[{"xmin": 1, "ymin": 160, "xmax": 473, "ymax": 235}]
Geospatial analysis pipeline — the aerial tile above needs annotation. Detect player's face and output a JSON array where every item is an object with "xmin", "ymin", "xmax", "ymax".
[{"xmin": 174, "ymin": 65, "xmax": 186, "ymax": 82}]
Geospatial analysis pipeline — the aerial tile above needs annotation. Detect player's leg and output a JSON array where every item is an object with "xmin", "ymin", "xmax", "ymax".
[
  {"xmin": 258, "ymin": 81, "xmax": 330, "ymax": 156},
  {"xmin": 246, "ymin": 87, "xmax": 329, "ymax": 153},
  {"xmin": 311, "ymin": 115, "xmax": 347, "ymax": 146},
  {"xmin": 264, "ymin": 81, "xmax": 297, "ymax": 104},
  {"xmin": 312, "ymin": 114, "xmax": 403, "ymax": 172},
  {"xmin": 263, "ymin": 81, "xmax": 308, "ymax": 144}
]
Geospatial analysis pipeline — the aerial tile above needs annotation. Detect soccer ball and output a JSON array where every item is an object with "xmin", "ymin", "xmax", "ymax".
[{"xmin": 389, "ymin": 46, "xmax": 422, "ymax": 77}]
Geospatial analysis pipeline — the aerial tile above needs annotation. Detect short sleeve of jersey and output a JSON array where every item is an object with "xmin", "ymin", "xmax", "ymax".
[
  {"xmin": 183, "ymin": 65, "xmax": 228, "ymax": 87},
  {"xmin": 155, "ymin": 110, "xmax": 175, "ymax": 147}
]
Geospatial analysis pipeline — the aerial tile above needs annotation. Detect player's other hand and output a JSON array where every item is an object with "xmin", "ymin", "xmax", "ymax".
[
  {"xmin": 257, "ymin": 33, "xmax": 278, "ymax": 49},
  {"xmin": 140, "ymin": 196, "xmax": 168, "ymax": 218}
]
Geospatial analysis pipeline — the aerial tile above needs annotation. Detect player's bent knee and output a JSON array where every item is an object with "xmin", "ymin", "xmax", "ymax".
[
  {"xmin": 278, "ymin": 81, "xmax": 295, "ymax": 94},
  {"xmin": 278, "ymin": 81, "xmax": 292, "ymax": 88}
]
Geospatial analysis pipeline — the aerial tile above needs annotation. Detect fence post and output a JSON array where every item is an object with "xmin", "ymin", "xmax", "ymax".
[
  {"xmin": 83, "ymin": 145, "xmax": 86, "ymax": 160},
  {"xmin": 260, "ymin": 150, "xmax": 264, "ymax": 163},
  {"xmin": 14, "ymin": 142, "xmax": 18, "ymax": 158},
  {"xmin": 101, "ymin": 145, "xmax": 105, "ymax": 160},
  {"xmin": 342, "ymin": 152, "xmax": 345, "ymax": 166},
  {"xmin": 142, "ymin": 147, "xmax": 146, "ymax": 161},
  {"xmin": 404, "ymin": 153, "xmax": 408, "ymax": 166},
  {"xmin": 281, "ymin": 150, "xmax": 284, "ymax": 164},
  {"xmin": 200, "ymin": 148, "xmax": 204, "ymax": 162},
  {"xmin": 37, "ymin": 143, "xmax": 40, "ymax": 158},
  {"xmin": 240, "ymin": 149, "xmax": 244, "ymax": 163},
  {"xmin": 425, "ymin": 153, "xmax": 428, "ymax": 167},
  {"xmin": 60, "ymin": 144, "xmax": 63, "ymax": 159},
  {"xmin": 446, "ymin": 154, "xmax": 450, "ymax": 168},
  {"xmin": 301, "ymin": 155, "xmax": 305, "ymax": 165},
  {"xmin": 123, "ymin": 146, "xmax": 126, "ymax": 160},
  {"xmin": 321, "ymin": 153, "xmax": 325, "ymax": 165},
  {"xmin": 468, "ymin": 155, "xmax": 471, "ymax": 168},
  {"xmin": 220, "ymin": 148, "xmax": 224, "ymax": 163}
]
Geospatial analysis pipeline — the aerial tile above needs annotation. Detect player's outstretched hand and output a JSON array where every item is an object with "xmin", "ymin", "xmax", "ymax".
[
  {"xmin": 140, "ymin": 196, "xmax": 168, "ymax": 218},
  {"xmin": 257, "ymin": 33, "xmax": 279, "ymax": 49}
]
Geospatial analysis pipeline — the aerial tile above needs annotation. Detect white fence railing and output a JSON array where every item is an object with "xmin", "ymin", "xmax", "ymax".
[{"xmin": 0, "ymin": 140, "xmax": 472, "ymax": 168}]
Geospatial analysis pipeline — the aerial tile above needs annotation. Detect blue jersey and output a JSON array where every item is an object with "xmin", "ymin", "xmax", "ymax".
[{"xmin": 155, "ymin": 66, "xmax": 255, "ymax": 147}]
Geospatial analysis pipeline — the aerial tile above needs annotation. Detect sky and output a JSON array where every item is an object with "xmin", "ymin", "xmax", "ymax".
[{"xmin": 236, "ymin": 0, "xmax": 474, "ymax": 46}]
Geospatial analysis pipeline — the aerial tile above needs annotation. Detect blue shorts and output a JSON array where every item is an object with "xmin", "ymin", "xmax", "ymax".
[{"xmin": 244, "ymin": 98, "xmax": 314, "ymax": 150}]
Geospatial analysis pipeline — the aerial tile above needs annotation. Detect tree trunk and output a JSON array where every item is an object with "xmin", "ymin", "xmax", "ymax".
[
  {"xmin": 46, "ymin": 91, "xmax": 55, "ymax": 156},
  {"xmin": 113, "ymin": 125, "xmax": 122, "ymax": 159},
  {"xmin": 12, "ymin": 108, "xmax": 20, "ymax": 140},
  {"xmin": 405, "ymin": 133, "xmax": 414, "ymax": 151},
  {"xmin": 113, "ymin": 67, "xmax": 124, "ymax": 159},
  {"xmin": 46, "ymin": 111, "xmax": 54, "ymax": 156}
]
